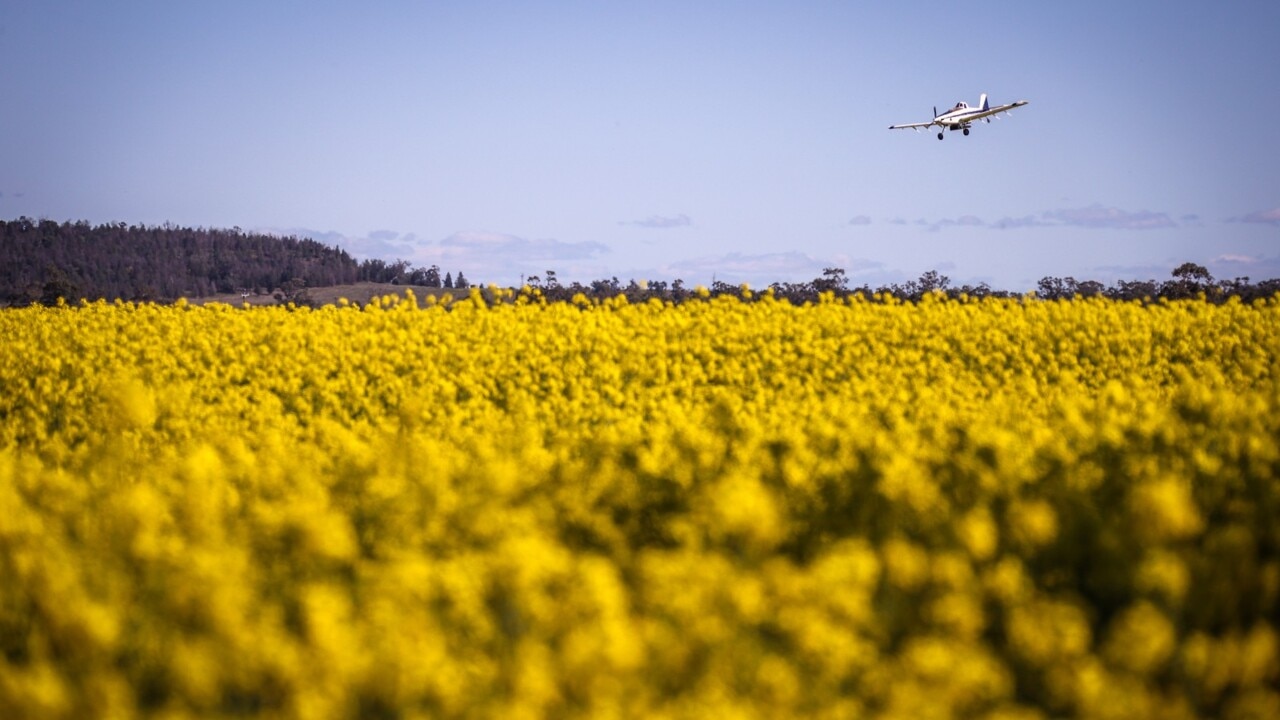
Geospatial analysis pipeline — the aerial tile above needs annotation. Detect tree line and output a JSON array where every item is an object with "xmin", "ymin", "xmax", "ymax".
[
  {"xmin": 0, "ymin": 218, "xmax": 468, "ymax": 305},
  {"xmin": 520, "ymin": 264, "xmax": 1280, "ymax": 306},
  {"xmin": 4, "ymin": 218, "xmax": 1276, "ymax": 307}
]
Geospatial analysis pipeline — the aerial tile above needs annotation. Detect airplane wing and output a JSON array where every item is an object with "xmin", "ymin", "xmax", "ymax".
[
  {"xmin": 888, "ymin": 120, "xmax": 936, "ymax": 130},
  {"xmin": 889, "ymin": 99, "xmax": 1029, "ymax": 131},
  {"xmin": 964, "ymin": 100, "xmax": 1029, "ymax": 123}
]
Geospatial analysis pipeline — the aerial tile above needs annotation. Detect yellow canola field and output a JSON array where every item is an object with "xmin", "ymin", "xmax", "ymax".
[{"xmin": 1, "ymin": 290, "xmax": 1278, "ymax": 719}]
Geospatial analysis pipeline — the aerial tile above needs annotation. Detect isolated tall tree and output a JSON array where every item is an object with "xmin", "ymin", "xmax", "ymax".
[
  {"xmin": 1037, "ymin": 276, "xmax": 1079, "ymax": 300},
  {"xmin": 818, "ymin": 267, "xmax": 848, "ymax": 292},
  {"xmin": 1167, "ymin": 261, "xmax": 1214, "ymax": 299},
  {"xmin": 917, "ymin": 270, "xmax": 950, "ymax": 293},
  {"xmin": 1172, "ymin": 262, "xmax": 1212, "ymax": 283}
]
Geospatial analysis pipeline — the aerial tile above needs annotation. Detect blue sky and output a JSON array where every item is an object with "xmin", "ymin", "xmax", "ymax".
[{"xmin": 3, "ymin": 1, "xmax": 1278, "ymax": 290}]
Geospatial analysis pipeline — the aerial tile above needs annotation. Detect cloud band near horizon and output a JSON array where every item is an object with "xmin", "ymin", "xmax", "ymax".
[{"xmin": 620, "ymin": 214, "xmax": 692, "ymax": 229}]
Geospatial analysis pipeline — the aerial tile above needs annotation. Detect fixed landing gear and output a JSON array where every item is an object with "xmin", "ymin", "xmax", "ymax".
[
  {"xmin": 937, "ymin": 132, "xmax": 944, "ymax": 140},
  {"xmin": 963, "ymin": 128, "xmax": 970, "ymax": 136}
]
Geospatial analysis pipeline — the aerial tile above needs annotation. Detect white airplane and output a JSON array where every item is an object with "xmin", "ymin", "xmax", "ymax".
[{"xmin": 889, "ymin": 94, "xmax": 1029, "ymax": 140}]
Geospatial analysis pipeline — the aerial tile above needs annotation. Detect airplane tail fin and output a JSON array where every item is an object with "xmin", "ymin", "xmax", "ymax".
[{"xmin": 979, "ymin": 93, "xmax": 989, "ymax": 111}]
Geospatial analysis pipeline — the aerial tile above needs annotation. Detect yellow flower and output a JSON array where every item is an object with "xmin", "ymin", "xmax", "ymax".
[
  {"xmin": 882, "ymin": 537, "xmax": 930, "ymax": 591},
  {"xmin": 958, "ymin": 506, "xmax": 999, "ymax": 561},
  {"xmin": 1129, "ymin": 477, "xmax": 1204, "ymax": 542},
  {"xmin": 1008, "ymin": 498, "xmax": 1058, "ymax": 549},
  {"xmin": 1103, "ymin": 601, "xmax": 1177, "ymax": 675}
]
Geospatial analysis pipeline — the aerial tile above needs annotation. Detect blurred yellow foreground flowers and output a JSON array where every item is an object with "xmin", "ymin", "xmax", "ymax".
[{"xmin": 1, "ymin": 291, "xmax": 1278, "ymax": 719}]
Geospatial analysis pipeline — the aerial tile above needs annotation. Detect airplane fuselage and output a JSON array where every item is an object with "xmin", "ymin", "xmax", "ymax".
[
  {"xmin": 935, "ymin": 104, "xmax": 985, "ymax": 128},
  {"xmin": 889, "ymin": 94, "xmax": 1029, "ymax": 140}
]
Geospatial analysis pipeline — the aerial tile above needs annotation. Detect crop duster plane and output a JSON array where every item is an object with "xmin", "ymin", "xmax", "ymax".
[{"xmin": 889, "ymin": 94, "xmax": 1029, "ymax": 140}]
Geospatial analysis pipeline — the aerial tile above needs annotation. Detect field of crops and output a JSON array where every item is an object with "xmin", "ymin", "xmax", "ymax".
[{"xmin": 2, "ymin": 289, "xmax": 1278, "ymax": 719}]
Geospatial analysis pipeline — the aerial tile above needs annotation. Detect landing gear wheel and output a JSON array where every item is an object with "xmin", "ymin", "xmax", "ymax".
[
  {"xmin": 963, "ymin": 128, "xmax": 970, "ymax": 136},
  {"xmin": 937, "ymin": 132, "xmax": 944, "ymax": 140}
]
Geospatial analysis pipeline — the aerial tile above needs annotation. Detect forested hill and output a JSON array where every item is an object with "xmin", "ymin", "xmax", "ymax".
[{"xmin": 0, "ymin": 218, "xmax": 431, "ymax": 304}]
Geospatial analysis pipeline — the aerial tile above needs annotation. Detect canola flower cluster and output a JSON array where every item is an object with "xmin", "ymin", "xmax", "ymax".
[{"xmin": 1, "ymin": 289, "xmax": 1278, "ymax": 719}]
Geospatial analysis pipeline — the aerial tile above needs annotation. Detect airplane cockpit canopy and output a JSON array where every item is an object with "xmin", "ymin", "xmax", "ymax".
[{"xmin": 953, "ymin": 102, "xmax": 968, "ymax": 109}]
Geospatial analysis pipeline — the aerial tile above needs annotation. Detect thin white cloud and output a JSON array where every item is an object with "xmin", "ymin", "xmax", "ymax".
[
  {"xmin": 923, "ymin": 214, "xmax": 985, "ymax": 232},
  {"xmin": 1089, "ymin": 262, "xmax": 1173, "ymax": 281},
  {"xmin": 1234, "ymin": 208, "xmax": 1280, "ymax": 226},
  {"xmin": 992, "ymin": 215, "xmax": 1053, "ymax": 229},
  {"xmin": 1044, "ymin": 204, "xmax": 1176, "ymax": 230},
  {"xmin": 843, "ymin": 257, "xmax": 890, "ymax": 275},
  {"xmin": 848, "ymin": 215, "xmax": 872, "ymax": 226},
  {"xmin": 252, "ymin": 227, "xmax": 612, "ymax": 286},
  {"xmin": 416, "ymin": 231, "xmax": 611, "ymax": 285},
  {"xmin": 932, "ymin": 204, "xmax": 1179, "ymax": 232},
  {"xmin": 439, "ymin": 231, "xmax": 608, "ymax": 261},
  {"xmin": 1209, "ymin": 253, "xmax": 1280, "ymax": 280},
  {"xmin": 663, "ymin": 251, "xmax": 829, "ymax": 284},
  {"xmin": 259, "ymin": 227, "xmax": 411, "ymax": 258},
  {"xmin": 620, "ymin": 214, "xmax": 692, "ymax": 229},
  {"xmin": 1214, "ymin": 254, "xmax": 1257, "ymax": 264}
]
